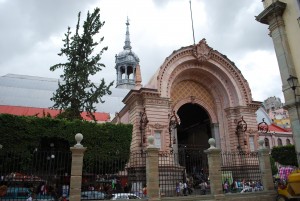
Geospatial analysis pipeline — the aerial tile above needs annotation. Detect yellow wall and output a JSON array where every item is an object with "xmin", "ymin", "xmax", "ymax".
[{"xmin": 262, "ymin": 0, "xmax": 300, "ymax": 82}]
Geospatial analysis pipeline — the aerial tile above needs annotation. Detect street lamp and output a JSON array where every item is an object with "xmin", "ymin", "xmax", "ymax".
[{"xmin": 287, "ymin": 75, "xmax": 299, "ymax": 91}]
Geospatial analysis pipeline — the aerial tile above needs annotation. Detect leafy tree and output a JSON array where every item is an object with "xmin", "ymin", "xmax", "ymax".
[
  {"xmin": 271, "ymin": 145, "xmax": 297, "ymax": 167},
  {"xmin": 50, "ymin": 7, "xmax": 113, "ymax": 121},
  {"xmin": 270, "ymin": 156, "xmax": 278, "ymax": 175}
]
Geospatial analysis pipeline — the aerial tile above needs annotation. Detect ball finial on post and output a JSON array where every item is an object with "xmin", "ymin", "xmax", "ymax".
[
  {"xmin": 208, "ymin": 138, "xmax": 216, "ymax": 149},
  {"xmin": 258, "ymin": 139, "xmax": 264, "ymax": 149},
  {"xmin": 147, "ymin": 136, "xmax": 155, "ymax": 148},
  {"xmin": 74, "ymin": 133, "xmax": 83, "ymax": 148}
]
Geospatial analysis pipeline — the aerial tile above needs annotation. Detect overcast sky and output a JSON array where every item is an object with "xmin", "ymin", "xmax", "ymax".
[{"xmin": 0, "ymin": 0, "xmax": 283, "ymax": 102}]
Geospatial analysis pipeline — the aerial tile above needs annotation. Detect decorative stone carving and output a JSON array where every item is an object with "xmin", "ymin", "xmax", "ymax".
[
  {"xmin": 145, "ymin": 99, "xmax": 168, "ymax": 105},
  {"xmin": 150, "ymin": 123, "xmax": 165, "ymax": 129},
  {"xmin": 193, "ymin": 38, "xmax": 212, "ymax": 63}
]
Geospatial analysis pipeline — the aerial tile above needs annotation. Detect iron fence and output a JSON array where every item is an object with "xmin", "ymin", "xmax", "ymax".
[
  {"xmin": 0, "ymin": 150, "xmax": 71, "ymax": 200},
  {"xmin": 221, "ymin": 151, "xmax": 262, "ymax": 193},
  {"xmin": 159, "ymin": 149, "xmax": 209, "ymax": 197},
  {"xmin": 82, "ymin": 151, "xmax": 146, "ymax": 200}
]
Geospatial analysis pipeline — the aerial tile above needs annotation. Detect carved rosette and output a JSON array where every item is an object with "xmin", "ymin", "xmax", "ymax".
[{"xmin": 193, "ymin": 38, "xmax": 212, "ymax": 63}]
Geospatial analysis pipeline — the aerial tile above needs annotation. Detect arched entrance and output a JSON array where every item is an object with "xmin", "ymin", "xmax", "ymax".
[
  {"xmin": 177, "ymin": 103, "xmax": 211, "ymax": 148},
  {"xmin": 176, "ymin": 103, "xmax": 211, "ymax": 184}
]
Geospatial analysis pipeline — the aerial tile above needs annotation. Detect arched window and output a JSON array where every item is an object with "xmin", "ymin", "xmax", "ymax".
[
  {"xmin": 286, "ymin": 139, "xmax": 291, "ymax": 145},
  {"xmin": 264, "ymin": 138, "xmax": 270, "ymax": 148},
  {"xmin": 277, "ymin": 138, "xmax": 282, "ymax": 146}
]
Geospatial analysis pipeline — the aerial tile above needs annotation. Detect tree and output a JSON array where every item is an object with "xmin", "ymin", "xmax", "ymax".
[
  {"xmin": 50, "ymin": 7, "xmax": 113, "ymax": 121},
  {"xmin": 271, "ymin": 145, "xmax": 297, "ymax": 167},
  {"xmin": 270, "ymin": 156, "xmax": 278, "ymax": 175}
]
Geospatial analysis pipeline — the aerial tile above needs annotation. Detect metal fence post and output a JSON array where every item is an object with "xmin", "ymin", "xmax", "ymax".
[
  {"xmin": 146, "ymin": 136, "xmax": 160, "ymax": 201},
  {"xmin": 69, "ymin": 133, "xmax": 87, "ymax": 201},
  {"xmin": 204, "ymin": 138, "xmax": 224, "ymax": 200},
  {"xmin": 257, "ymin": 139, "xmax": 275, "ymax": 191}
]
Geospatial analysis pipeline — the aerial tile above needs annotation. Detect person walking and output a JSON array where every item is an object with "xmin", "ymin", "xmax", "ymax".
[{"xmin": 175, "ymin": 182, "xmax": 180, "ymax": 196}]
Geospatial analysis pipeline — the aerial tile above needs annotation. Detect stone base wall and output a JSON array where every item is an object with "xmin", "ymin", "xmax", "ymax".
[{"xmin": 160, "ymin": 191, "xmax": 276, "ymax": 201}]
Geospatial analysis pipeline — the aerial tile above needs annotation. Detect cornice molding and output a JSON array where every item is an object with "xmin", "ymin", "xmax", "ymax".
[{"xmin": 256, "ymin": 1, "xmax": 286, "ymax": 25}]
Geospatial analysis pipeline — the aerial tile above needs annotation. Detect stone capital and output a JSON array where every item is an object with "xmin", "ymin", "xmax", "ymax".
[{"xmin": 256, "ymin": 1, "xmax": 286, "ymax": 25}]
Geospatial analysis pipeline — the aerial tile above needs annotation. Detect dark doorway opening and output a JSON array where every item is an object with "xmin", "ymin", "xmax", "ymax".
[
  {"xmin": 176, "ymin": 103, "xmax": 211, "ymax": 183},
  {"xmin": 177, "ymin": 103, "xmax": 212, "ymax": 148}
]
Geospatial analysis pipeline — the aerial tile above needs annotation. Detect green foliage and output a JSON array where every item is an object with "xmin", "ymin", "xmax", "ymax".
[
  {"xmin": 270, "ymin": 156, "xmax": 278, "ymax": 175},
  {"xmin": 0, "ymin": 114, "xmax": 132, "ymax": 173},
  {"xmin": 50, "ymin": 7, "xmax": 113, "ymax": 121},
  {"xmin": 271, "ymin": 145, "xmax": 297, "ymax": 166}
]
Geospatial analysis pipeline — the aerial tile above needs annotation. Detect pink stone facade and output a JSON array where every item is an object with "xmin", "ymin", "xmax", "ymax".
[{"xmin": 116, "ymin": 39, "xmax": 261, "ymax": 153}]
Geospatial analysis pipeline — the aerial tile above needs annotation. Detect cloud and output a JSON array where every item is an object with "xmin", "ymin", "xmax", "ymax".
[
  {"xmin": 0, "ymin": 0, "xmax": 97, "ymax": 66},
  {"xmin": 0, "ymin": 0, "xmax": 282, "ymax": 103}
]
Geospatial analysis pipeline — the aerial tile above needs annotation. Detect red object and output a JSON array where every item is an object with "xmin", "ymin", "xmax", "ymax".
[
  {"xmin": 0, "ymin": 105, "xmax": 110, "ymax": 122},
  {"xmin": 268, "ymin": 124, "xmax": 290, "ymax": 132}
]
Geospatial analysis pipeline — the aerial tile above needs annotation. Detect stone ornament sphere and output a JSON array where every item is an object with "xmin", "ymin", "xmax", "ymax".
[
  {"xmin": 75, "ymin": 133, "xmax": 83, "ymax": 146},
  {"xmin": 258, "ymin": 139, "xmax": 264, "ymax": 146},
  {"xmin": 208, "ymin": 138, "xmax": 216, "ymax": 148},
  {"xmin": 148, "ymin": 136, "xmax": 155, "ymax": 145}
]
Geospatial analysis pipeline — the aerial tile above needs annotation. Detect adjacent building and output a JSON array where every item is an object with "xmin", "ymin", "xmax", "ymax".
[
  {"xmin": 256, "ymin": 0, "xmax": 300, "ymax": 165},
  {"xmin": 256, "ymin": 96, "xmax": 294, "ymax": 151}
]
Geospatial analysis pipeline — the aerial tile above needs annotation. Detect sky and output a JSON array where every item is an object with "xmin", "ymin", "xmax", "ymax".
[{"xmin": 0, "ymin": 0, "xmax": 284, "ymax": 102}]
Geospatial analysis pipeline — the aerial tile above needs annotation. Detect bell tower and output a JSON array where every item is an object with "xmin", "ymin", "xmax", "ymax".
[{"xmin": 115, "ymin": 17, "xmax": 140, "ymax": 89}]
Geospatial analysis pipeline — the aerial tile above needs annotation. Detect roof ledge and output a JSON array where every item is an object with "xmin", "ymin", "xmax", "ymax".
[{"xmin": 256, "ymin": 1, "xmax": 286, "ymax": 25}]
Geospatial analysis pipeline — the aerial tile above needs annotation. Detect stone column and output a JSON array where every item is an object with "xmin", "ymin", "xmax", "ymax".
[
  {"xmin": 204, "ymin": 138, "xmax": 224, "ymax": 200},
  {"xmin": 125, "ymin": 66, "xmax": 128, "ymax": 80},
  {"xmin": 211, "ymin": 123, "xmax": 220, "ymax": 148},
  {"xmin": 69, "ymin": 133, "xmax": 87, "ymax": 201},
  {"xmin": 146, "ymin": 136, "xmax": 160, "ymax": 201},
  {"xmin": 257, "ymin": 139, "xmax": 275, "ymax": 191}
]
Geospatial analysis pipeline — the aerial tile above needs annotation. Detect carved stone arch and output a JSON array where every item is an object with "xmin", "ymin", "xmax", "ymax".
[
  {"xmin": 156, "ymin": 39, "xmax": 253, "ymax": 106},
  {"xmin": 173, "ymin": 98, "xmax": 218, "ymax": 124},
  {"xmin": 168, "ymin": 63, "xmax": 232, "ymax": 108},
  {"xmin": 211, "ymin": 50, "xmax": 252, "ymax": 105}
]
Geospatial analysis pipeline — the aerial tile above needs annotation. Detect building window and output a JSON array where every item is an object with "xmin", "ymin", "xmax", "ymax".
[
  {"xmin": 286, "ymin": 139, "xmax": 291, "ymax": 145},
  {"xmin": 154, "ymin": 131, "xmax": 161, "ymax": 149},
  {"xmin": 249, "ymin": 136, "xmax": 255, "ymax": 151},
  {"xmin": 264, "ymin": 138, "xmax": 270, "ymax": 148},
  {"xmin": 277, "ymin": 138, "xmax": 282, "ymax": 146}
]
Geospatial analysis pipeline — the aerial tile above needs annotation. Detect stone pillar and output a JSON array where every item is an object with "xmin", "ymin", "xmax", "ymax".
[
  {"xmin": 125, "ymin": 66, "xmax": 128, "ymax": 80},
  {"xmin": 204, "ymin": 138, "xmax": 224, "ymax": 200},
  {"xmin": 257, "ymin": 139, "xmax": 275, "ymax": 191},
  {"xmin": 146, "ymin": 136, "xmax": 160, "ymax": 201},
  {"xmin": 211, "ymin": 123, "xmax": 220, "ymax": 148},
  {"xmin": 69, "ymin": 133, "xmax": 87, "ymax": 201},
  {"xmin": 116, "ymin": 67, "xmax": 119, "ymax": 85}
]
